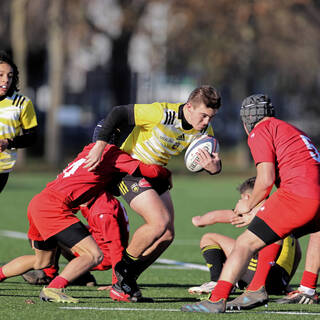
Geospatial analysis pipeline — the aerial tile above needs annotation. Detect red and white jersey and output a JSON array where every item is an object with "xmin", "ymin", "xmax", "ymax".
[
  {"xmin": 45, "ymin": 143, "xmax": 139, "ymax": 207},
  {"xmin": 248, "ymin": 118, "xmax": 320, "ymax": 200}
]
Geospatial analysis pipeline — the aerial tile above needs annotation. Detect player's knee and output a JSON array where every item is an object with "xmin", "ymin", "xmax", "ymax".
[
  {"xmin": 150, "ymin": 213, "xmax": 171, "ymax": 233},
  {"xmin": 91, "ymin": 248, "xmax": 104, "ymax": 267},
  {"xmin": 235, "ymin": 232, "xmax": 262, "ymax": 254},
  {"xmin": 200, "ymin": 233, "xmax": 217, "ymax": 248},
  {"xmin": 162, "ymin": 227, "xmax": 175, "ymax": 243}
]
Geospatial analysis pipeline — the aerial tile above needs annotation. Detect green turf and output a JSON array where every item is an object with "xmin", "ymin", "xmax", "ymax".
[{"xmin": 0, "ymin": 172, "xmax": 317, "ymax": 319}]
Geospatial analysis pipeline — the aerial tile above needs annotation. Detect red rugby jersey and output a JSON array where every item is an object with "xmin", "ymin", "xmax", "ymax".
[
  {"xmin": 248, "ymin": 118, "xmax": 320, "ymax": 199},
  {"xmin": 45, "ymin": 143, "xmax": 139, "ymax": 207}
]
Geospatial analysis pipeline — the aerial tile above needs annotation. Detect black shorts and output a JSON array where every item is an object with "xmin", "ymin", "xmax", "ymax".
[
  {"xmin": 118, "ymin": 174, "xmax": 171, "ymax": 205},
  {"xmin": 33, "ymin": 221, "xmax": 90, "ymax": 250}
]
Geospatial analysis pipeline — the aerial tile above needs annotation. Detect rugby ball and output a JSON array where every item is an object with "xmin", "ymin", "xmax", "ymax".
[{"xmin": 184, "ymin": 135, "xmax": 220, "ymax": 172}]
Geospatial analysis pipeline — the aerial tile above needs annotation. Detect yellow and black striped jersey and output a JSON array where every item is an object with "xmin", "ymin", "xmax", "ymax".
[
  {"xmin": 120, "ymin": 102, "xmax": 214, "ymax": 165},
  {"xmin": 0, "ymin": 92, "xmax": 37, "ymax": 172}
]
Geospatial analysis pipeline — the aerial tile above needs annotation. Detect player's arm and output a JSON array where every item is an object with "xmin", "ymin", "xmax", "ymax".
[
  {"xmin": 6, "ymin": 126, "xmax": 37, "ymax": 150},
  {"xmin": 84, "ymin": 104, "xmax": 135, "ymax": 171},
  {"xmin": 104, "ymin": 144, "xmax": 172, "ymax": 180},
  {"xmin": 192, "ymin": 209, "xmax": 235, "ymax": 227},
  {"xmin": 234, "ymin": 162, "xmax": 274, "ymax": 215}
]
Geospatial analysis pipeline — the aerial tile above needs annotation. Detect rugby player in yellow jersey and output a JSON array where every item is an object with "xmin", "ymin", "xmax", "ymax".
[
  {"xmin": 85, "ymin": 85, "xmax": 222, "ymax": 301},
  {"xmin": 0, "ymin": 51, "xmax": 38, "ymax": 193}
]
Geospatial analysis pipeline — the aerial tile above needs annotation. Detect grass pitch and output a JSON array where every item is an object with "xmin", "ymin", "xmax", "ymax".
[{"xmin": 0, "ymin": 171, "xmax": 318, "ymax": 320}]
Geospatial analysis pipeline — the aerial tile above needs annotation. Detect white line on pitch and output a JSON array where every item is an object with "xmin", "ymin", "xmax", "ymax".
[
  {"xmin": 60, "ymin": 307, "xmax": 179, "ymax": 312},
  {"xmin": 59, "ymin": 307, "xmax": 320, "ymax": 316},
  {"xmin": 0, "ymin": 230, "xmax": 28, "ymax": 240},
  {"xmin": 0, "ymin": 229, "xmax": 208, "ymax": 271}
]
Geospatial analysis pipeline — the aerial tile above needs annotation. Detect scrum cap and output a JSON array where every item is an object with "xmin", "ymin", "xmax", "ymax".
[{"xmin": 240, "ymin": 94, "xmax": 275, "ymax": 132}]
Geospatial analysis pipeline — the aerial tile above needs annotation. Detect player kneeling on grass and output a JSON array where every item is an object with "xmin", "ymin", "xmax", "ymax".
[
  {"xmin": 22, "ymin": 191, "xmax": 130, "ymax": 290},
  {"xmin": 0, "ymin": 142, "xmax": 170, "ymax": 303},
  {"xmin": 189, "ymin": 177, "xmax": 301, "ymax": 310}
]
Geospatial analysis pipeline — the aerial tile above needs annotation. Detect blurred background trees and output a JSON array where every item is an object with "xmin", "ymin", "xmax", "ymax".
[{"xmin": 1, "ymin": 0, "xmax": 319, "ymax": 168}]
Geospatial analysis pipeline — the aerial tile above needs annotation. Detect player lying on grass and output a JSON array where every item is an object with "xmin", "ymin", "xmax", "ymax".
[
  {"xmin": 276, "ymin": 230, "xmax": 320, "ymax": 304},
  {"xmin": 0, "ymin": 142, "xmax": 170, "ymax": 303},
  {"xmin": 181, "ymin": 93, "xmax": 320, "ymax": 313},
  {"xmin": 22, "ymin": 191, "xmax": 130, "ymax": 290},
  {"xmin": 85, "ymin": 85, "xmax": 222, "ymax": 302},
  {"xmin": 189, "ymin": 177, "xmax": 301, "ymax": 310}
]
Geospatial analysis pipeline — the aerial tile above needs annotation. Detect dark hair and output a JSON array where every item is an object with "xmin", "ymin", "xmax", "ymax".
[
  {"xmin": 0, "ymin": 51, "xmax": 19, "ymax": 95},
  {"xmin": 237, "ymin": 176, "xmax": 256, "ymax": 194},
  {"xmin": 187, "ymin": 85, "xmax": 221, "ymax": 109}
]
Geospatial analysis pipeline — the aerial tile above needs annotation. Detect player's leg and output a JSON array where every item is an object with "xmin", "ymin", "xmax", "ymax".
[
  {"xmin": 111, "ymin": 176, "xmax": 172, "ymax": 301},
  {"xmin": 277, "ymin": 231, "xmax": 320, "ymax": 304},
  {"xmin": 245, "ymin": 240, "xmax": 282, "ymax": 291},
  {"xmin": 130, "ymin": 190, "xmax": 175, "ymax": 279},
  {"xmin": 126, "ymin": 189, "xmax": 171, "ymax": 257},
  {"xmin": 40, "ymin": 222, "xmax": 102, "ymax": 303},
  {"xmin": 22, "ymin": 246, "xmax": 60, "ymax": 285},
  {"xmin": 0, "ymin": 232, "xmax": 56, "ymax": 282},
  {"xmin": 182, "ymin": 229, "xmax": 266, "ymax": 313},
  {"xmin": 188, "ymin": 233, "xmax": 235, "ymax": 295},
  {"xmin": 48, "ymin": 222, "xmax": 102, "ymax": 285},
  {"xmin": 226, "ymin": 239, "xmax": 283, "ymax": 310}
]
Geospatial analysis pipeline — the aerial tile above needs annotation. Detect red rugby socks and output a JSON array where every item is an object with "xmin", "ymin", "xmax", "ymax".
[
  {"xmin": 247, "ymin": 243, "xmax": 281, "ymax": 291},
  {"xmin": 300, "ymin": 270, "xmax": 318, "ymax": 290},
  {"xmin": 47, "ymin": 275, "xmax": 69, "ymax": 289},
  {"xmin": 0, "ymin": 267, "xmax": 6, "ymax": 282},
  {"xmin": 209, "ymin": 280, "xmax": 233, "ymax": 302}
]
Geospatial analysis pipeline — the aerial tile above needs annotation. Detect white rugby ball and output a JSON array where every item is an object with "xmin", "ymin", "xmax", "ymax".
[{"xmin": 184, "ymin": 135, "xmax": 220, "ymax": 172}]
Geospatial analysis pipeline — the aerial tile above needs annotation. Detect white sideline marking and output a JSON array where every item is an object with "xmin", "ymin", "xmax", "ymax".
[
  {"xmin": 0, "ymin": 230, "xmax": 28, "ymax": 240},
  {"xmin": 59, "ymin": 307, "xmax": 320, "ymax": 316},
  {"xmin": 60, "ymin": 307, "xmax": 179, "ymax": 312},
  {"xmin": 155, "ymin": 258, "xmax": 208, "ymax": 271},
  {"xmin": 0, "ymin": 229, "xmax": 208, "ymax": 271}
]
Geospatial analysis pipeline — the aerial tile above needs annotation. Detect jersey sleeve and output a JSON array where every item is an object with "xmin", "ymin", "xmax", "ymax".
[
  {"xmin": 248, "ymin": 125, "xmax": 275, "ymax": 165},
  {"xmin": 20, "ymin": 99, "xmax": 38, "ymax": 129},
  {"xmin": 134, "ymin": 103, "xmax": 163, "ymax": 129}
]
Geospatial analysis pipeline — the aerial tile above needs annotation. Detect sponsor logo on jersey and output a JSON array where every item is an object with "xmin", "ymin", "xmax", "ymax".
[
  {"xmin": 160, "ymin": 135, "xmax": 174, "ymax": 143},
  {"xmin": 176, "ymin": 134, "xmax": 185, "ymax": 141},
  {"xmin": 139, "ymin": 178, "xmax": 152, "ymax": 188},
  {"xmin": 131, "ymin": 183, "xmax": 139, "ymax": 193}
]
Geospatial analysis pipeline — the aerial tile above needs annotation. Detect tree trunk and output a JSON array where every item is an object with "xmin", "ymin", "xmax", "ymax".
[
  {"xmin": 10, "ymin": 0, "xmax": 28, "ymax": 168},
  {"xmin": 45, "ymin": 0, "xmax": 64, "ymax": 166}
]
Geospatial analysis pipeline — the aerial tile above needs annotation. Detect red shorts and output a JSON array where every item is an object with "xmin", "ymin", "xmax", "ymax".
[
  {"xmin": 256, "ymin": 188, "xmax": 320, "ymax": 238},
  {"xmin": 27, "ymin": 189, "xmax": 80, "ymax": 241}
]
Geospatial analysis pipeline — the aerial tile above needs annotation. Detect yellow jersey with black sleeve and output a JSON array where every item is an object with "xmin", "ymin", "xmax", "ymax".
[
  {"xmin": 0, "ymin": 92, "xmax": 38, "ymax": 172},
  {"xmin": 120, "ymin": 102, "xmax": 214, "ymax": 165}
]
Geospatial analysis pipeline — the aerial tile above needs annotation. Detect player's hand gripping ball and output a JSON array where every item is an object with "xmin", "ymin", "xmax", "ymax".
[{"xmin": 184, "ymin": 135, "xmax": 220, "ymax": 172}]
